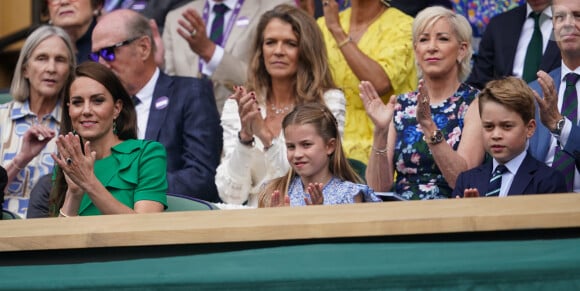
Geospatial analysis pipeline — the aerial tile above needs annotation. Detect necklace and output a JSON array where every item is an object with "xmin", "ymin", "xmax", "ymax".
[{"xmin": 270, "ymin": 103, "xmax": 293, "ymax": 115}]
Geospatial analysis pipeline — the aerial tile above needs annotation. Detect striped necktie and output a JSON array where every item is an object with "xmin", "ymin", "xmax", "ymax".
[
  {"xmin": 552, "ymin": 72, "xmax": 579, "ymax": 191},
  {"xmin": 210, "ymin": 4, "xmax": 229, "ymax": 44},
  {"xmin": 522, "ymin": 12, "xmax": 543, "ymax": 83},
  {"xmin": 485, "ymin": 165, "xmax": 508, "ymax": 197}
]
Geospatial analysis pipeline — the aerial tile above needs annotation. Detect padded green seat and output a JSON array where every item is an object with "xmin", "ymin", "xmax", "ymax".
[
  {"xmin": 0, "ymin": 92, "xmax": 12, "ymax": 104},
  {"xmin": 348, "ymin": 158, "xmax": 367, "ymax": 183},
  {"xmin": 165, "ymin": 193, "xmax": 219, "ymax": 212},
  {"xmin": 2, "ymin": 209, "xmax": 21, "ymax": 220}
]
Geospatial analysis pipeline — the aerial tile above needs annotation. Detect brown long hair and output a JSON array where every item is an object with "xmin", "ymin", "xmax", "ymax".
[
  {"xmin": 247, "ymin": 4, "xmax": 336, "ymax": 105},
  {"xmin": 258, "ymin": 103, "xmax": 361, "ymax": 207},
  {"xmin": 49, "ymin": 62, "xmax": 137, "ymax": 216}
]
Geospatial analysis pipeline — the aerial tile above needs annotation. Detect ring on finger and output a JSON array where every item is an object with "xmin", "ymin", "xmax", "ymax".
[
  {"xmin": 422, "ymin": 96, "xmax": 428, "ymax": 103},
  {"xmin": 190, "ymin": 28, "xmax": 197, "ymax": 37},
  {"xmin": 66, "ymin": 158, "xmax": 73, "ymax": 165}
]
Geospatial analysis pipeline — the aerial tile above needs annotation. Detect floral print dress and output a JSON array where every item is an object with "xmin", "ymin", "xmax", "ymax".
[
  {"xmin": 288, "ymin": 176, "xmax": 381, "ymax": 206},
  {"xmin": 392, "ymin": 83, "xmax": 479, "ymax": 200}
]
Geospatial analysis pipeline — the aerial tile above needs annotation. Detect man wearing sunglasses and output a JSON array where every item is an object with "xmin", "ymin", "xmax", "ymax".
[{"xmin": 91, "ymin": 9, "xmax": 223, "ymax": 202}]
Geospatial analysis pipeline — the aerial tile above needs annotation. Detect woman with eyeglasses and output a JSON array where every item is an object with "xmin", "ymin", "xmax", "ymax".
[
  {"xmin": 43, "ymin": 0, "xmax": 104, "ymax": 64},
  {"xmin": 49, "ymin": 61, "xmax": 167, "ymax": 217},
  {"xmin": 0, "ymin": 25, "xmax": 76, "ymax": 218}
]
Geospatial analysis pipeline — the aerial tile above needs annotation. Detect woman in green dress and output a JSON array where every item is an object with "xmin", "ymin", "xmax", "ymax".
[{"xmin": 49, "ymin": 62, "xmax": 167, "ymax": 216}]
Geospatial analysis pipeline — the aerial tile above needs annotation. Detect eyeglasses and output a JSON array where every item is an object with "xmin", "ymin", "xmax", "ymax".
[
  {"xmin": 88, "ymin": 37, "xmax": 140, "ymax": 62},
  {"xmin": 47, "ymin": 0, "xmax": 79, "ymax": 6}
]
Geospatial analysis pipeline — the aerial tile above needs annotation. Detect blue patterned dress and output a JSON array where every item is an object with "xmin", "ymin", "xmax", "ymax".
[
  {"xmin": 392, "ymin": 83, "xmax": 479, "ymax": 199},
  {"xmin": 288, "ymin": 176, "xmax": 381, "ymax": 206}
]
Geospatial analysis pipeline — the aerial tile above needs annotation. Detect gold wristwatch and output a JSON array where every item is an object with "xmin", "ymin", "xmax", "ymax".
[{"xmin": 424, "ymin": 129, "xmax": 444, "ymax": 145}]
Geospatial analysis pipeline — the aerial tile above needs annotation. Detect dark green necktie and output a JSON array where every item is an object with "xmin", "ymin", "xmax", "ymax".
[
  {"xmin": 522, "ymin": 12, "xmax": 543, "ymax": 83},
  {"xmin": 210, "ymin": 4, "xmax": 229, "ymax": 44}
]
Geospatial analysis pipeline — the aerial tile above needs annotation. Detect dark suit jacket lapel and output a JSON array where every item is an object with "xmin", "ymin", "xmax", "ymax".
[
  {"xmin": 145, "ymin": 72, "xmax": 173, "ymax": 140},
  {"xmin": 480, "ymin": 162, "xmax": 495, "ymax": 195},
  {"xmin": 504, "ymin": 5, "xmax": 527, "ymax": 73},
  {"xmin": 508, "ymin": 153, "xmax": 537, "ymax": 195},
  {"xmin": 540, "ymin": 41, "xmax": 562, "ymax": 72}
]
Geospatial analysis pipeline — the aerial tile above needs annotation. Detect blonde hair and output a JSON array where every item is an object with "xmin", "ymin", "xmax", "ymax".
[
  {"xmin": 258, "ymin": 103, "xmax": 361, "ymax": 207},
  {"xmin": 10, "ymin": 25, "xmax": 76, "ymax": 102},
  {"xmin": 412, "ymin": 6, "xmax": 473, "ymax": 81}
]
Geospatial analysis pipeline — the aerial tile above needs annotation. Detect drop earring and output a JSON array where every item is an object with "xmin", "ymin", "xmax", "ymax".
[{"xmin": 113, "ymin": 119, "xmax": 118, "ymax": 135}]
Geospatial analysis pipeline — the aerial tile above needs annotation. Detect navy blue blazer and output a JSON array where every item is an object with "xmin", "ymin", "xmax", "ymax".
[
  {"xmin": 528, "ymin": 68, "xmax": 580, "ymax": 166},
  {"xmin": 147, "ymin": 72, "xmax": 223, "ymax": 202},
  {"xmin": 467, "ymin": 4, "xmax": 561, "ymax": 89},
  {"xmin": 452, "ymin": 152, "xmax": 567, "ymax": 197}
]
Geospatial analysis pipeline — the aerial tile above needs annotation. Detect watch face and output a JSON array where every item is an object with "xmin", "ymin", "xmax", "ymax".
[
  {"xmin": 552, "ymin": 118, "xmax": 565, "ymax": 134},
  {"xmin": 558, "ymin": 119, "xmax": 565, "ymax": 130},
  {"xmin": 431, "ymin": 130, "xmax": 443, "ymax": 143}
]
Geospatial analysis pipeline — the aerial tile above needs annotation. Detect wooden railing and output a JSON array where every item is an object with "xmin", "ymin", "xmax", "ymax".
[{"xmin": 1, "ymin": 193, "xmax": 579, "ymax": 252}]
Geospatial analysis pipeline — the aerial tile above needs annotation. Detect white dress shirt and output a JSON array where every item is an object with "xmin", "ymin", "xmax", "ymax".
[
  {"xmin": 491, "ymin": 149, "xmax": 527, "ymax": 197},
  {"xmin": 134, "ymin": 68, "xmax": 160, "ymax": 139},
  {"xmin": 201, "ymin": 0, "xmax": 238, "ymax": 76},
  {"xmin": 544, "ymin": 64, "xmax": 580, "ymax": 192},
  {"xmin": 512, "ymin": 4, "xmax": 553, "ymax": 78}
]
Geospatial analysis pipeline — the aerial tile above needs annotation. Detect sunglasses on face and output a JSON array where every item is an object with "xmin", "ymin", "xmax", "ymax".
[{"xmin": 88, "ymin": 36, "xmax": 140, "ymax": 62}]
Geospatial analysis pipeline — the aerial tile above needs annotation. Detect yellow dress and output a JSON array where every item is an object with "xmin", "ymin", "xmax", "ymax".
[{"xmin": 317, "ymin": 7, "xmax": 417, "ymax": 164}]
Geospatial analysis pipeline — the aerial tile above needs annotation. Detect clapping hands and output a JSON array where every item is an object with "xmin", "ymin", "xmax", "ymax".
[
  {"xmin": 359, "ymin": 80, "xmax": 396, "ymax": 132},
  {"xmin": 51, "ymin": 133, "xmax": 97, "ymax": 197}
]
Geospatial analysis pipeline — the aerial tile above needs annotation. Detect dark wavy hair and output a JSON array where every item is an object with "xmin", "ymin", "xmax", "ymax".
[{"xmin": 49, "ymin": 61, "xmax": 137, "ymax": 216}]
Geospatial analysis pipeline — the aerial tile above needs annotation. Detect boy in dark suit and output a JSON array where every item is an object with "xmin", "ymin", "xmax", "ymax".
[{"xmin": 453, "ymin": 77, "xmax": 567, "ymax": 198}]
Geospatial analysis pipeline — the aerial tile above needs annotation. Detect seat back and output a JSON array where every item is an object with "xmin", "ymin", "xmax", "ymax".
[
  {"xmin": 2, "ymin": 210, "xmax": 21, "ymax": 220},
  {"xmin": 0, "ymin": 91, "xmax": 12, "ymax": 105},
  {"xmin": 348, "ymin": 158, "xmax": 367, "ymax": 183},
  {"xmin": 165, "ymin": 193, "xmax": 218, "ymax": 212}
]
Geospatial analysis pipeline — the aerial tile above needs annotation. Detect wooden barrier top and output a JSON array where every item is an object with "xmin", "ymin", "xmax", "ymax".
[{"xmin": 1, "ymin": 193, "xmax": 579, "ymax": 251}]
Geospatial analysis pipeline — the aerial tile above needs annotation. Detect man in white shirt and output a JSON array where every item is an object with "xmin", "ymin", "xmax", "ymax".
[
  {"xmin": 467, "ymin": 0, "xmax": 561, "ymax": 89},
  {"xmin": 92, "ymin": 9, "xmax": 223, "ymax": 201},
  {"xmin": 529, "ymin": 0, "xmax": 580, "ymax": 193}
]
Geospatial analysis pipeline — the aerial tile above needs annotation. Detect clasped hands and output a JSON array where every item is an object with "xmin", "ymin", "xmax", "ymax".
[
  {"xmin": 267, "ymin": 183, "xmax": 325, "ymax": 207},
  {"xmin": 230, "ymin": 85, "xmax": 273, "ymax": 146},
  {"xmin": 50, "ymin": 133, "xmax": 97, "ymax": 197},
  {"xmin": 359, "ymin": 80, "xmax": 436, "ymax": 134}
]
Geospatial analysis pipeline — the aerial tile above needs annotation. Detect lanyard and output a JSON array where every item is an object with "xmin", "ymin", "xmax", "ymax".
[{"xmin": 199, "ymin": 0, "xmax": 244, "ymax": 73}]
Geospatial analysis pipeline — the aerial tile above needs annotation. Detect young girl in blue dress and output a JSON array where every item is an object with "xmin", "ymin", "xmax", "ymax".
[{"xmin": 258, "ymin": 103, "xmax": 380, "ymax": 207}]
